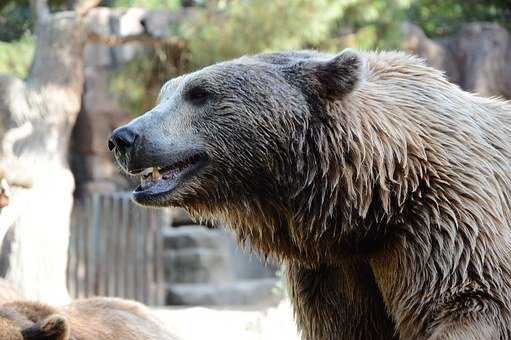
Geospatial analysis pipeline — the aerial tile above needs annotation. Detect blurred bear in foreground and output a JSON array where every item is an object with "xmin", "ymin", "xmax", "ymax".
[{"xmin": 0, "ymin": 297, "xmax": 178, "ymax": 340}]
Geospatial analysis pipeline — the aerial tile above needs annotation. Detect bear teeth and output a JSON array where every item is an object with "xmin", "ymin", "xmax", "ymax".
[
  {"xmin": 151, "ymin": 168, "xmax": 161, "ymax": 180},
  {"xmin": 139, "ymin": 154, "xmax": 200, "ymax": 185},
  {"xmin": 141, "ymin": 168, "xmax": 153, "ymax": 177},
  {"xmin": 140, "ymin": 167, "xmax": 163, "ymax": 182}
]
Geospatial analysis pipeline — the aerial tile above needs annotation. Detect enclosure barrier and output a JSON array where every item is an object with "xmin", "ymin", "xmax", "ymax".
[{"xmin": 67, "ymin": 192, "xmax": 165, "ymax": 305}]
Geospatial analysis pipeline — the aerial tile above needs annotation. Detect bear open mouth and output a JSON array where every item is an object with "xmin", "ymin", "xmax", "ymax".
[{"xmin": 132, "ymin": 153, "xmax": 207, "ymax": 200}]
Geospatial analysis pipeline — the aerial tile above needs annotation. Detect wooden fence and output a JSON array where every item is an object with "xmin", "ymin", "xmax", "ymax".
[{"xmin": 67, "ymin": 192, "xmax": 166, "ymax": 305}]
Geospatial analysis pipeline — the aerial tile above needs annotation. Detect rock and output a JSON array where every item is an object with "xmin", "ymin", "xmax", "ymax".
[
  {"xmin": 70, "ymin": 65, "xmax": 127, "ymax": 194},
  {"xmin": 167, "ymin": 208, "xmax": 195, "ymax": 226},
  {"xmin": 83, "ymin": 7, "xmax": 115, "ymax": 67},
  {"xmin": 163, "ymin": 225, "xmax": 233, "ymax": 284},
  {"xmin": 73, "ymin": 7, "xmax": 169, "ymax": 194},
  {"xmin": 165, "ymin": 279, "xmax": 278, "ymax": 306},
  {"xmin": 163, "ymin": 225, "xmax": 225, "ymax": 250},
  {"xmin": 162, "ymin": 225, "xmax": 277, "ymax": 285},
  {"xmin": 164, "ymin": 248, "xmax": 232, "ymax": 284},
  {"xmin": 162, "ymin": 225, "xmax": 279, "ymax": 306},
  {"xmin": 142, "ymin": 8, "xmax": 197, "ymax": 38},
  {"xmin": 227, "ymin": 242, "xmax": 278, "ymax": 280},
  {"xmin": 402, "ymin": 22, "xmax": 511, "ymax": 99},
  {"xmin": 401, "ymin": 22, "xmax": 458, "ymax": 81}
]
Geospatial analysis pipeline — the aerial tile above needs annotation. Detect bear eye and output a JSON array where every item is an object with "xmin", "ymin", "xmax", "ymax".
[{"xmin": 186, "ymin": 86, "xmax": 210, "ymax": 104}]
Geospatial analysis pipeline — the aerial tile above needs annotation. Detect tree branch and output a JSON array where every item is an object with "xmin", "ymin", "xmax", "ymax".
[
  {"xmin": 84, "ymin": 7, "xmax": 194, "ymax": 47},
  {"xmin": 87, "ymin": 31, "xmax": 184, "ymax": 47}
]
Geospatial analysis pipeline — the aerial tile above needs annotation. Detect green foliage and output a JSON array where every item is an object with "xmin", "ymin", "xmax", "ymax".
[
  {"xmin": 110, "ymin": 42, "xmax": 187, "ymax": 115},
  {"xmin": 2, "ymin": 0, "xmax": 509, "ymax": 115},
  {"xmin": 407, "ymin": 0, "xmax": 511, "ymax": 36},
  {"xmin": 109, "ymin": 0, "xmax": 511, "ymax": 115},
  {"xmin": 0, "ymin": 0, "xmax": 71, "ymax": 41},
  {"xmin": 110, "ymin": 57, "xmax": 149, "ymax": 116},
  {"xmin": 0, "ymin": 2, "xmax": 32, "ymax": 42},
  {"xmin": 180, "ymin": 0, "xmax": 348, "ymax": 68},
  {"xmin": 338, "ymin": 0, "xmax": 411, "ymax": 49},
  {"xmin": 112, "ymin": 0, "xmax": 350, "ymax": 114},
  {"xmin": 0, "ymin": 32, "xmax": 34, "ymax": 78}
]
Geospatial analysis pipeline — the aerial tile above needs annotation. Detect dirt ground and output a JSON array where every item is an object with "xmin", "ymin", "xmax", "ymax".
[{"xmin": 154, "ymin": 300, "xmax": 299, "ymax": 340}]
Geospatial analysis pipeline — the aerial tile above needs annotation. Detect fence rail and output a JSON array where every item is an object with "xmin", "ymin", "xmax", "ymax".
[{"xmin": 67, "ymin": 192, "xmax": 165, "ymax": 305}]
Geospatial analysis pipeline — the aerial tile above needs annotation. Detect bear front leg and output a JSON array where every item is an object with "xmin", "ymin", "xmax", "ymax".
[
  {"xmin": 287, "ymin": 258, "xmax": 397, "ymax": 340},
  {"xmin": 428, "ymin": 325, "xmax": 499, "ymax": 340},
  {"xmin": 422, "ymin": 301, "xmax": 506, "ymax": 340},
  {"xmin": 426, "ymin": 316, "xmax": 503, "ymax": 340}
]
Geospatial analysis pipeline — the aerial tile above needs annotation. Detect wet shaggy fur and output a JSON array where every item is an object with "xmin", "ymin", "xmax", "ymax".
[
  {"xmin": 0, "ymin": 297, "xmax": 178, "ymax": 340},
  {"xmin": 112, "ymin": 49, "xmax": 511, "ymax": 339}
]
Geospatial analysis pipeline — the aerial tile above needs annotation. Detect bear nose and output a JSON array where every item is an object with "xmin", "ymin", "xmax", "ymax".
[{"xmin": 108, "ymin": 126, "xmax": 139, "ymax": 153}]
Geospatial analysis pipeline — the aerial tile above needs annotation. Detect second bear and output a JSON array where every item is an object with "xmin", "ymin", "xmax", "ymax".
[{"xmin": 0, "ymin": 297, "xmax": 178, "ymax": 340}]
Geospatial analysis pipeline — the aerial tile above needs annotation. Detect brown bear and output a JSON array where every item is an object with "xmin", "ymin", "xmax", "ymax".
[
  {"xmin": 0, "ymin": 297, "xmax": 178, "ymax": 339},
  {"xmin": 109, "ymin": 49, "xmax": 511, "ymax": 340}
]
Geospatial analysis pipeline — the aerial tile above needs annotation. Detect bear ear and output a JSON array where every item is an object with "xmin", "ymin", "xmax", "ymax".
[
  {"xmin": 21, "ymin": 315, "xmax": 69, "ymax": 340},
  {"xmin": 302, "ymin": 48, "xmax": 362, "ymax": 99}
]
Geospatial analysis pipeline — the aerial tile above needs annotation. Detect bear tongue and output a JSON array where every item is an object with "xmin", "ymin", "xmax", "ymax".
[
  {"xmin": 139, "ymin": 167, "xmax": 180, "ymax": 188},
  {"xmin": 162, "ymin": 167, "xmax": 181, "ymax": 180},
  {"xmin": 139, "ymin": 167, "xmax": 161, "ymax": 180}
]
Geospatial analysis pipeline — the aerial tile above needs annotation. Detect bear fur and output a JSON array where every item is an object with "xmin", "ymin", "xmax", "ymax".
[
  {"xmin": 0, "ymin": 297, "xmax": 178, "ymax": 339},
  {"xmin": 110, "ymin": 49, "xmax": 511, "ymax": 340}
]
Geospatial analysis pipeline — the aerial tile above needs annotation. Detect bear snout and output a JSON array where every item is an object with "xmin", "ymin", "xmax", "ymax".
[
  {"xmin": 108, "ymin": 125, "xmax": 143, "ymax": 173},
  {"xmin": 109, "ymin": 125, "xmax": 139, "ymax": 154}
]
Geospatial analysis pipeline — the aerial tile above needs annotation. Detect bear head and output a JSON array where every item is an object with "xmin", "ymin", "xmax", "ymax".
[
  {"xmin": 109, "ymin": 49, "xmax": 362, "ymax": 260},
  {"xmin": 0, "ymin": 306, "xmax": 69, "ymax": 340}
]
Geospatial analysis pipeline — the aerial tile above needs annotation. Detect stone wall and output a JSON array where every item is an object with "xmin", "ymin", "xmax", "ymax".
[
  {"xmin": 162, "ymin": 209, "xmax": 278, "ymax": 306},
  {"xmin": 402, "ymin": 22, "xmax": 511, "ymax": 99},
  {"xmin": 70, "ymin": 8, "xmax": 188, "ymax": 196}
]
